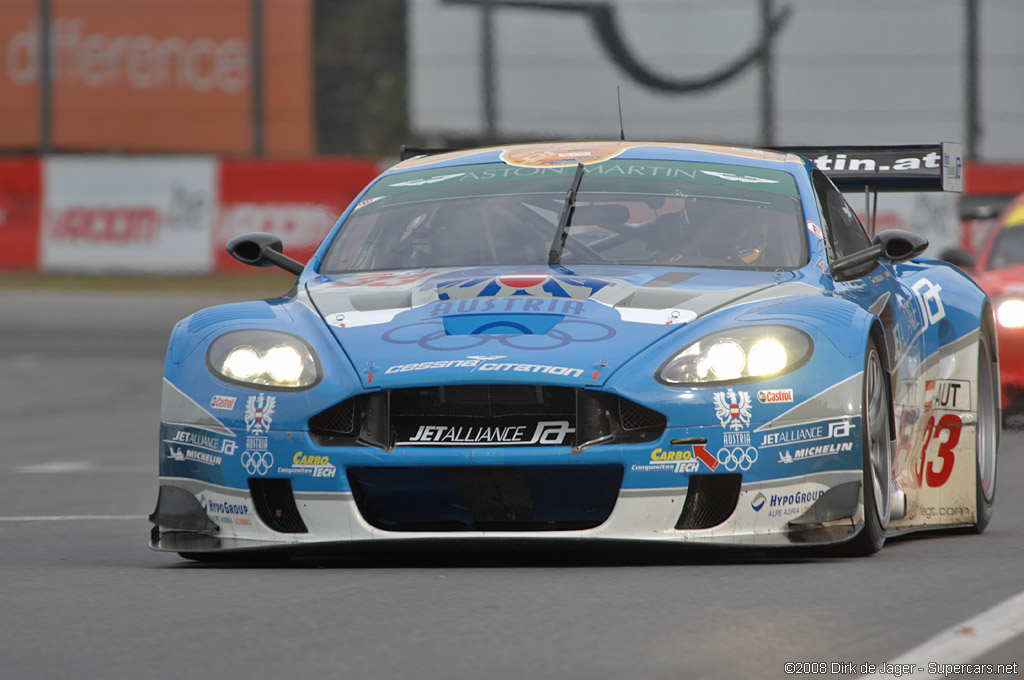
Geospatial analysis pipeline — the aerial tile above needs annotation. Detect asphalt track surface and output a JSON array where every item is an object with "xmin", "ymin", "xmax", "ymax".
[{"xmin": 2, "ymin": 289, "xmax": 1023, "ymax": 680}]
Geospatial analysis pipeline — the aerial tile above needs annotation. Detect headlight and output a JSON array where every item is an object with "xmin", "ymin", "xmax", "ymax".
[
  {"xmin": 996, "ymin": 298, "xmax": 1024, "ymax": 328},
  {"xmin": 207, "ymin": 330, "xmax": 321, "ymax": 390},
  {"xmin": 657, "ymin": 325, "xmax": 813, "ymax": 385}
]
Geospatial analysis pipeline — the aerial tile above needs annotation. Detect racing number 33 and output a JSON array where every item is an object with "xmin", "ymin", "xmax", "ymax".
[{"xmin": 916, "ymin": 414, "xmax": 961, "ymax": 487}]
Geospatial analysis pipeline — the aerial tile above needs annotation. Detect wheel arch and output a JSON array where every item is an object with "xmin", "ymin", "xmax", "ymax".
[
  {"xmin": 981, "ymin": 298, "xmax": 1001, "ymax": 436},
  {"xmin": 981, "ymin": 299, "xmax": 998, "ymax": 364},
  {"xmin": 867, "ymin": 318, "xmax": 897, "ymax": 438}
]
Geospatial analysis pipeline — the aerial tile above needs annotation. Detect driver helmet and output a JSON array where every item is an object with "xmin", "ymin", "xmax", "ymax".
[{"xmin": 696, "ymin": 202, "xmax": 768, "ymax": 264}]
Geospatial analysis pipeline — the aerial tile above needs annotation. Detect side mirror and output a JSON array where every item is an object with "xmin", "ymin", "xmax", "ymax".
[
  {"xmin": 874, "ymin": 229, "xmax": 929, "ymax": 264},
  {"xmin": 830, "ymin": 229, "xmax": 930, "ymax": 281},
  {"xmin": 939, "ymin": 246, "xmax": 976, "ymax": 270},
  {"xmin": 226, "ymin": 232, "xmax": 305, "ymax": 276}
]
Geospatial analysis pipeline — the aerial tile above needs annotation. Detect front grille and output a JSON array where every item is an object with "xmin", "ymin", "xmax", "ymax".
[
  {"xmin": 309, "ymin": 399, "xmax": 356, "ymax": 436},
  {"xmin": 675, "ymin": 474, "xmax": 742, "ymax": 530},
  {"xmin": 438, "ymin": 384, "xmax": 556, "ymax": 408},
  {"xmin": 446, "ymin": 467, "xmax": 534, "ymax": 523},
  {"xmin": 248, "ymin": 478, "xmax": 308, "ymax": 533},
  {"xmin": 308, "ymin": 386, "xmax": 666, "ymax": 450},
  {"xmin": 392, "ymin": 384, "xmax": 574, "ymax": 418},
  {"xmin": 618, "ymin": 399, "xmax": 665, "ymax": 430},
  {"xmin": 348, "ymin": 464, "xmax": 623, "ymax": 532}
]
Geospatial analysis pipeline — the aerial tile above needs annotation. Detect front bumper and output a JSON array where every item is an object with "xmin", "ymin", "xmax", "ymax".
[{"xmin": 151, "ymin": 431, "xmax": 865, "ymax": 554}]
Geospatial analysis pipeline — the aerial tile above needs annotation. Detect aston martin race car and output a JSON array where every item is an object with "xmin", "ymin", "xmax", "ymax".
[{"xmin": 150, "ymin": 140, "xmax": 998, "ymax": 559}]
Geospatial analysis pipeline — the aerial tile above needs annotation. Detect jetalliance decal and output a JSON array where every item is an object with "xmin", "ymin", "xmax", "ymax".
[{"xmin": 399, "ymin": 421, "xmax": 575, "ymax": 446}]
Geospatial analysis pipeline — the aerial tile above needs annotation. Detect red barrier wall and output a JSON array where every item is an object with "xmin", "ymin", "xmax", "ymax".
[
  {"xmin": 0, "ymin": 156, "xmax": 40, "ymax": 268},
  {"xmin": 965, "ymin": 162, "xmax": 1024, "ymax": 195}
]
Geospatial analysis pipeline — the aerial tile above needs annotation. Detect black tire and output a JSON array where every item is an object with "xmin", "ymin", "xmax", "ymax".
[
  {"xmin": 972, "ymin": 330, "xmax": 999, "ymax": 533},
  {"xmin": 844, "ymin": 341, "xmax": 892, "ymax": 556}
]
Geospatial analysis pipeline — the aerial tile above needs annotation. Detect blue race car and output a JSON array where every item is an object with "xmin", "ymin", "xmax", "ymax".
[{"xmin": 150, "ymin": 140, "xmax": 998, "ymax": 559}]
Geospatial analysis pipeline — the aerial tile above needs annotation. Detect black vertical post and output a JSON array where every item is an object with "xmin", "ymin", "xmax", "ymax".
[
  {"xmin": 251, "ymin": 0, "xmax": 264, "ymax": 156},
  {"xmin": 481, "ymin": 0, "xmax": 497, "ymax": 144},
  {"xmin": 39, "ymin": 0, "xmax": 51, "ymax": 153},
  {"xmin": 965, "ymin": 0, "xmax": 980, "ymax": 159},
  {"xmin": 759, "ymin": 0, "xmax": 775, "ymax": 146}
]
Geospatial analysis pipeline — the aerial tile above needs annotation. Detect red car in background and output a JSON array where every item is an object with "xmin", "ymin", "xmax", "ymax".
[{"xmin": 945, "ymin": 194, "xmax": 1024, "ymax": 412}]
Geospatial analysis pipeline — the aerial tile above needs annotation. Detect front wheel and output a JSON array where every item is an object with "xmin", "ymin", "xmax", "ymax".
[{"xmin": 844, "ymin": 342, "xmax": 892, "ymax": 556}]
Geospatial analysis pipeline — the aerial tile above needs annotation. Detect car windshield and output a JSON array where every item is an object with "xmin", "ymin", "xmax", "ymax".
[
  {"xmin": 987, "ymin": 206, "xmax": 1024, "ymax": 269},
  {"xmin": 321, "ymin": 159, "xmax": 807, "ymax": 272}
]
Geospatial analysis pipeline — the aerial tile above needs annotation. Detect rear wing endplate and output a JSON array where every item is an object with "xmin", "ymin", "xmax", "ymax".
[{"xmin": 774, "ymin": 142, "xmax": 963, "ymax": 193}]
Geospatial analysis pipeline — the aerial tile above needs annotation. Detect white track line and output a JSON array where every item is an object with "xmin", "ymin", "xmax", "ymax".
[
  {"xmin": 0, "ymin": 515, "xmax": 147, "ymax": 521},
  {"xmin": 15, "ymin": 461, "xmax": 97, "ymax": 474},
  {"xmin": 862, "ymin": 590, "xmax": 1024, "ymax": 678}
]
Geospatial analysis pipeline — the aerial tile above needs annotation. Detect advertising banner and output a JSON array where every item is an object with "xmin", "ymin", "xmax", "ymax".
[
  {"xmin": 41, "ymin": 156, "xmax": 216, "ymax": 273},
  {"xmin": 216, "ymin": 158, "xmax": 380, "ymax": 271},
  {"xmin": 0, "ymin": 0, "xmax": 312, "ymax": 155}
]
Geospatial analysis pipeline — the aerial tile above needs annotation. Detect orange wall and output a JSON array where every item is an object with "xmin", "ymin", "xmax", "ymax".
[
  {"xmin": 0, "ymin": 0, "xmax": 312, "ymax": 155},
  {"xmin": 0, "ymin": 0, "xmax": 40, "ymax": 148}
]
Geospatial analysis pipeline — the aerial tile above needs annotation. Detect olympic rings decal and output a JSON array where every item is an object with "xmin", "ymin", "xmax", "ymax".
[
  {"xmin": 242, "ymin": 450, "xmax": 274, "ymax": 476},
  {"xmin": 717, "ymin": 446, "xmax": 758, "ymax": 472},
  {"xmin": 381, "ymin": 319, "xmax": 616, "ymax": 351}
]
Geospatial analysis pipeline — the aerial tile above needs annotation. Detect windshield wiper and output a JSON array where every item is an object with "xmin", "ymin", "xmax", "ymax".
[{"xmin": 547, "ymin": 162, "xmax": 585, "ymax": 265}]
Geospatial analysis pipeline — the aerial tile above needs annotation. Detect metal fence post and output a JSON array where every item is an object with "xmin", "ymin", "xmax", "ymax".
[
  {"xmin": 759, "ymin": 0, "xmax": 775, "ymax": 147},
  {"xmin": 481, "ymin": 0, "xmax": 497, "ymax": 144},
  {"xmin": 39, "ymin": 0, "xmax": 51, "ymax": 153},
  {"xmin": 965, "ymin": 0, "xmax": 980, "ymax": 160},
  {"xmin": 251, "ymin": 0, "xmax": 264, "ymax": 156}
]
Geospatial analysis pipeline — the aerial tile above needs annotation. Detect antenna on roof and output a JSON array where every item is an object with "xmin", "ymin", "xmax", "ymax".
[{"xmin": 617, "ymin": 86, "xmax": 625, "ymax": 141}]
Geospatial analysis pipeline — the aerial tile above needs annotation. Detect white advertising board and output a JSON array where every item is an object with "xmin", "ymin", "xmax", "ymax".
[{"xmin": 41, "ymin": 156, "xmax": 216, "ymax": 273}]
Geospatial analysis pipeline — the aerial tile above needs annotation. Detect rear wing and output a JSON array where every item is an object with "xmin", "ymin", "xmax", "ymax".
[
  {"xmin": 399, "ymin": 142, "xmax": 964, "ymax": 192},
  {"xmin": 774, "ymin": 143, "xmax": 963, "ymax": 193}
]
